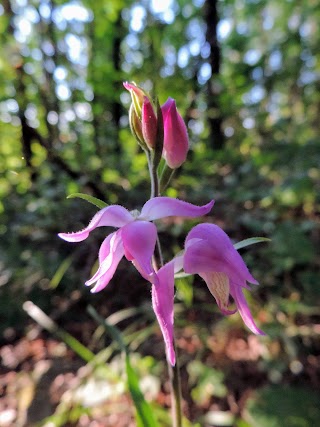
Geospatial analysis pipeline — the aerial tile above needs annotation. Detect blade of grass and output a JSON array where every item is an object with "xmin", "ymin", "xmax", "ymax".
[
  {"xmin": 50, "ymin": 255, "xmax": 73, "ymax": 289},
  {"xmin": 23, "ymin": 301, "xmax": 95, "ymax": 363},
  {"xmin": 87, "ymin": 305, "xmax": 159, "ymax": 427}
]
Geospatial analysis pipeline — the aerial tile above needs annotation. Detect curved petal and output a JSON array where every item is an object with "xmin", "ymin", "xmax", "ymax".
[
  {"xmin": 140, "ymin": 197, "xmax": 214, "ymax": 221},
  {"xmin": 58, "ymin": 205, "xmax": 134, "ymax": 242},
  {"xmin": 184, "ymin": 239, "xmax": 218, "ymax": 273},
  {"xmin": 85, "ymin": 231, "xmax": 117, "ymax": 285},
  {"xmin": 184, "ymin": 224, "xmax": 258, "ymax": 286},
  {"xmin": 184, "ymin": 242, "xmax": 251, "ymax": 290},
  {"xmin": 121, "ymin": 221, "xmax": 157, "ymax": 283},
  {"xmin": 231, "ymin": 284, "xmax": 265, "ymax": 335},
  {"xmin": 152, "ymin": 260, "xmax": 176, "ymax": 365},
  {"xmin": 88, "ymin": 231, "xmax": 125, "ymax": 293}
]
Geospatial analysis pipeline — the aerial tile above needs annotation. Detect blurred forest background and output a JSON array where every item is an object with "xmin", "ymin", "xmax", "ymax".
[{"xmin": 0, "ymin": 0, "xmax": 319, "ymax": 426}]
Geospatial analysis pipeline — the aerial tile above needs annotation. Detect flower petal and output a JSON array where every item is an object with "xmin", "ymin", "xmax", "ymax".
[
  {"xmin": 85, "ymin": 231, "xmax": 117, "ymax": 285},
  {"xmin": 88, "ymin": 231, "xmax": 125, "ymax": 293},
  {"xmin": 200, "ymin": 272, "xmax": 236, "ymax": 315},
  {"xmin": 184, "ymin": 224, "xmax": 258, "ymax": 286},
  {"xmin": 121, "ymin": 221, "xmax": 157, "ymax": 283},
  {"xmin": 142, "ymin": 97, "xmax": 157, "ymax": 149},
  {"xmin": 140, "ymin": 197, "xmax": 214, "ymax": 221},
  {"xmin": 231, "ymin": 284, "xmax": 265, "ymax": 335},
  {"xmin": 161, "ymin": 97, "xmax": 189, "ymax": 169},
  {"xmin": 58, "ymin": 205, "xmax": 134, "ymax": 242},
  {"xmin": 152, "ymin": 260, "xmax": 176, "ymax": 365},
  {"xmin": 184, "ymin": 239, "xmax": 250, "ymax": 289},
  {"xmin": 173, "ymin": 254, "xmax": 184, "ymax": 274}
]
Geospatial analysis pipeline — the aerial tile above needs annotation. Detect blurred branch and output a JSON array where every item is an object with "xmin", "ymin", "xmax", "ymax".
[{"xmin": 111, "ymin": 11, "xmax": 124, "ymax": 155}]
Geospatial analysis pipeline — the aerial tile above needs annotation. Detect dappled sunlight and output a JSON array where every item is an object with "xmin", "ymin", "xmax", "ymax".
[{"xmin": 0, "ymin": 0, "xmax": 319, "ymax": 425}]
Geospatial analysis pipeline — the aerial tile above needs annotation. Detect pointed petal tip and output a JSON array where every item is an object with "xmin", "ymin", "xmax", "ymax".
[
  {"xmin": 58, "ymin": 232, "xmax": 88, "ymax": 242},
  {"xmin": 244, "ymin": 316, "xmax": 266, "ymax": 336},
  {"xmin": 255, "ymin": 327, "xmax": 266, "ymax": 336},
  {"xmin": 208, "ymin": 199, "xmax": 215, "ymax": 209},
  {"xmin": 168, "ymin": 353, "xmax": 176, "ymax": 366}
]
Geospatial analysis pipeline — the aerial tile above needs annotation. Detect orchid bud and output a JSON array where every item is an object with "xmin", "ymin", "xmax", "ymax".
[
  {"xmin": 161, "ymin": 98, "xmax": 189, "ymax": 169},
  {"xmin": 129, "ymin": 103, "xmax": 145, "ymax": 147},
  {"xmin": 123, "ymin": 81, "xmax": 146, "ymax": 118},
  {"xmin": 124, "ymin": 81, "xmax": 161, "ymax": 152},
  {"xmin": 142, "ymin": 97, "xmax": 158, "ymax": 149}
]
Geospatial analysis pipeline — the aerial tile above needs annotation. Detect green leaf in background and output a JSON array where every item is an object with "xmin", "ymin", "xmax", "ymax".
[
  {"xmin": 234, "ymin": 237, "xmax": 271, "ymax": 250},
  {"xmin": 87, "ymin": 306, "xmax": 159, "ymax": 427},
  {"xmin": 67, "ymin": 193, "xmax": 108, "ymax": 209},
  {"xmin": 175, "ymin": 275, "xmax": 194, "ymax": 307},
  {"xmin": 50, "ymin": 255, "xmax": 74, "ymax": 289},
  {"xmin": 126, "ymin": 355, "xmax": 159, "ymax": 427},
  {"xmin": 23, "ymin": 301, "xmax": 95, "ymax": 363},
  {"xmin": 244, "ymin": 385, "xmax": 320, "ymax": 427},
  {"xmin": 188, "ymin": 360, "xmax": 227, "ymax": 405}
]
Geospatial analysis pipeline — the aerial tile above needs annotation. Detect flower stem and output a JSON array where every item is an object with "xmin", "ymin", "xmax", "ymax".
[
  {"xmin": 147, "ymin": 147, "xmax": 183, "ymax": 426},
  {"xmin": 147, "ymin": 151, "xmax": 159, "ymax": 198},
  {"xmin": 168, "ymin": 339, "xmax": 182, "ymax": 427}
]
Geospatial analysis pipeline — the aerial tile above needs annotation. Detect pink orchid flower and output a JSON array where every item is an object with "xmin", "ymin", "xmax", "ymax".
[
  {"xmin": 161, "ymin": 98, "xmax": 189, "ymax": 169},
  {"xmin": 183, "ymin": 223, "xmax": 265, "ymax": 335},
  {"xmin": 59, "ymin": 198, "xmax": 214, "ymax": 294}
]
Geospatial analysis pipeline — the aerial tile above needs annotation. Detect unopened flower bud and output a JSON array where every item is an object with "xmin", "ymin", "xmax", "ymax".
[
  {"xmin": 123, "ymin": 81, "xmax": 146, "ymax": 118},
  {"xmin": 161, "ymin": 98, "xmax": 189, "ymax": 169},
  {"xmin": 142, "ymin": 97, "xmax": 158, "ymax": 149},
  {"xmin": 129, "ymin": 103, "xmax": 145, "ymax": 148}
]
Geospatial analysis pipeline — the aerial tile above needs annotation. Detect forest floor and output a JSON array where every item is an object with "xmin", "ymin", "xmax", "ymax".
[{"xmin": 1, "ymin": 265, "xmax": 319, "ymax": 427}]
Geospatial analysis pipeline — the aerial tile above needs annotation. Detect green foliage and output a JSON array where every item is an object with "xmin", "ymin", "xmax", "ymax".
[
  {"xmin": 244, "ymin": 385, "xmax": 320, "ymax": 427},
  {"xmin": 188, "ymin": 361, "xmax": 227, "ymax": 404}
]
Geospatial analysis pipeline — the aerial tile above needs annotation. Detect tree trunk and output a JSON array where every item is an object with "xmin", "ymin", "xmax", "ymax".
[{"xmin": 203, "ymin": 0, "xmax": 224, "ymax": 150}]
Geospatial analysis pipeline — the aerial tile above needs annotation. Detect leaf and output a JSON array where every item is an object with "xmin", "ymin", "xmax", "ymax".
[
  {"xmin": 23, "ymin": 301, "xmax": 95, "ymax": 363},
  {"xmin": 67, "ymin": 193, "xmax": 108, "ymax": 209},
  {"xmin": 234, "ymin": 237, "xmax": 271, "ymax": 250},
  {"xmin": 126, "ymin": 355, "xmax": 159, "ymax": 427},
  {"xmin": 50, "ymin": 255, "xmax": 73, "ymax": 288}
]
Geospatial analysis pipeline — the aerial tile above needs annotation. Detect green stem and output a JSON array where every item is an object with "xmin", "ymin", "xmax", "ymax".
[
  {"xmin": 147, "ymin": 145, "xmax": 182, "ymax": 426},
  {"xmin": 147, "ymin": 151, "xmax": 159, "ymax": 198},
  {"xmin": 168, "ymin": 339, "xmax": 182, "ymax": 427},
  {"xmin": 156, "ymin": 236, "xmax": 164, "ymax": 267}
]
